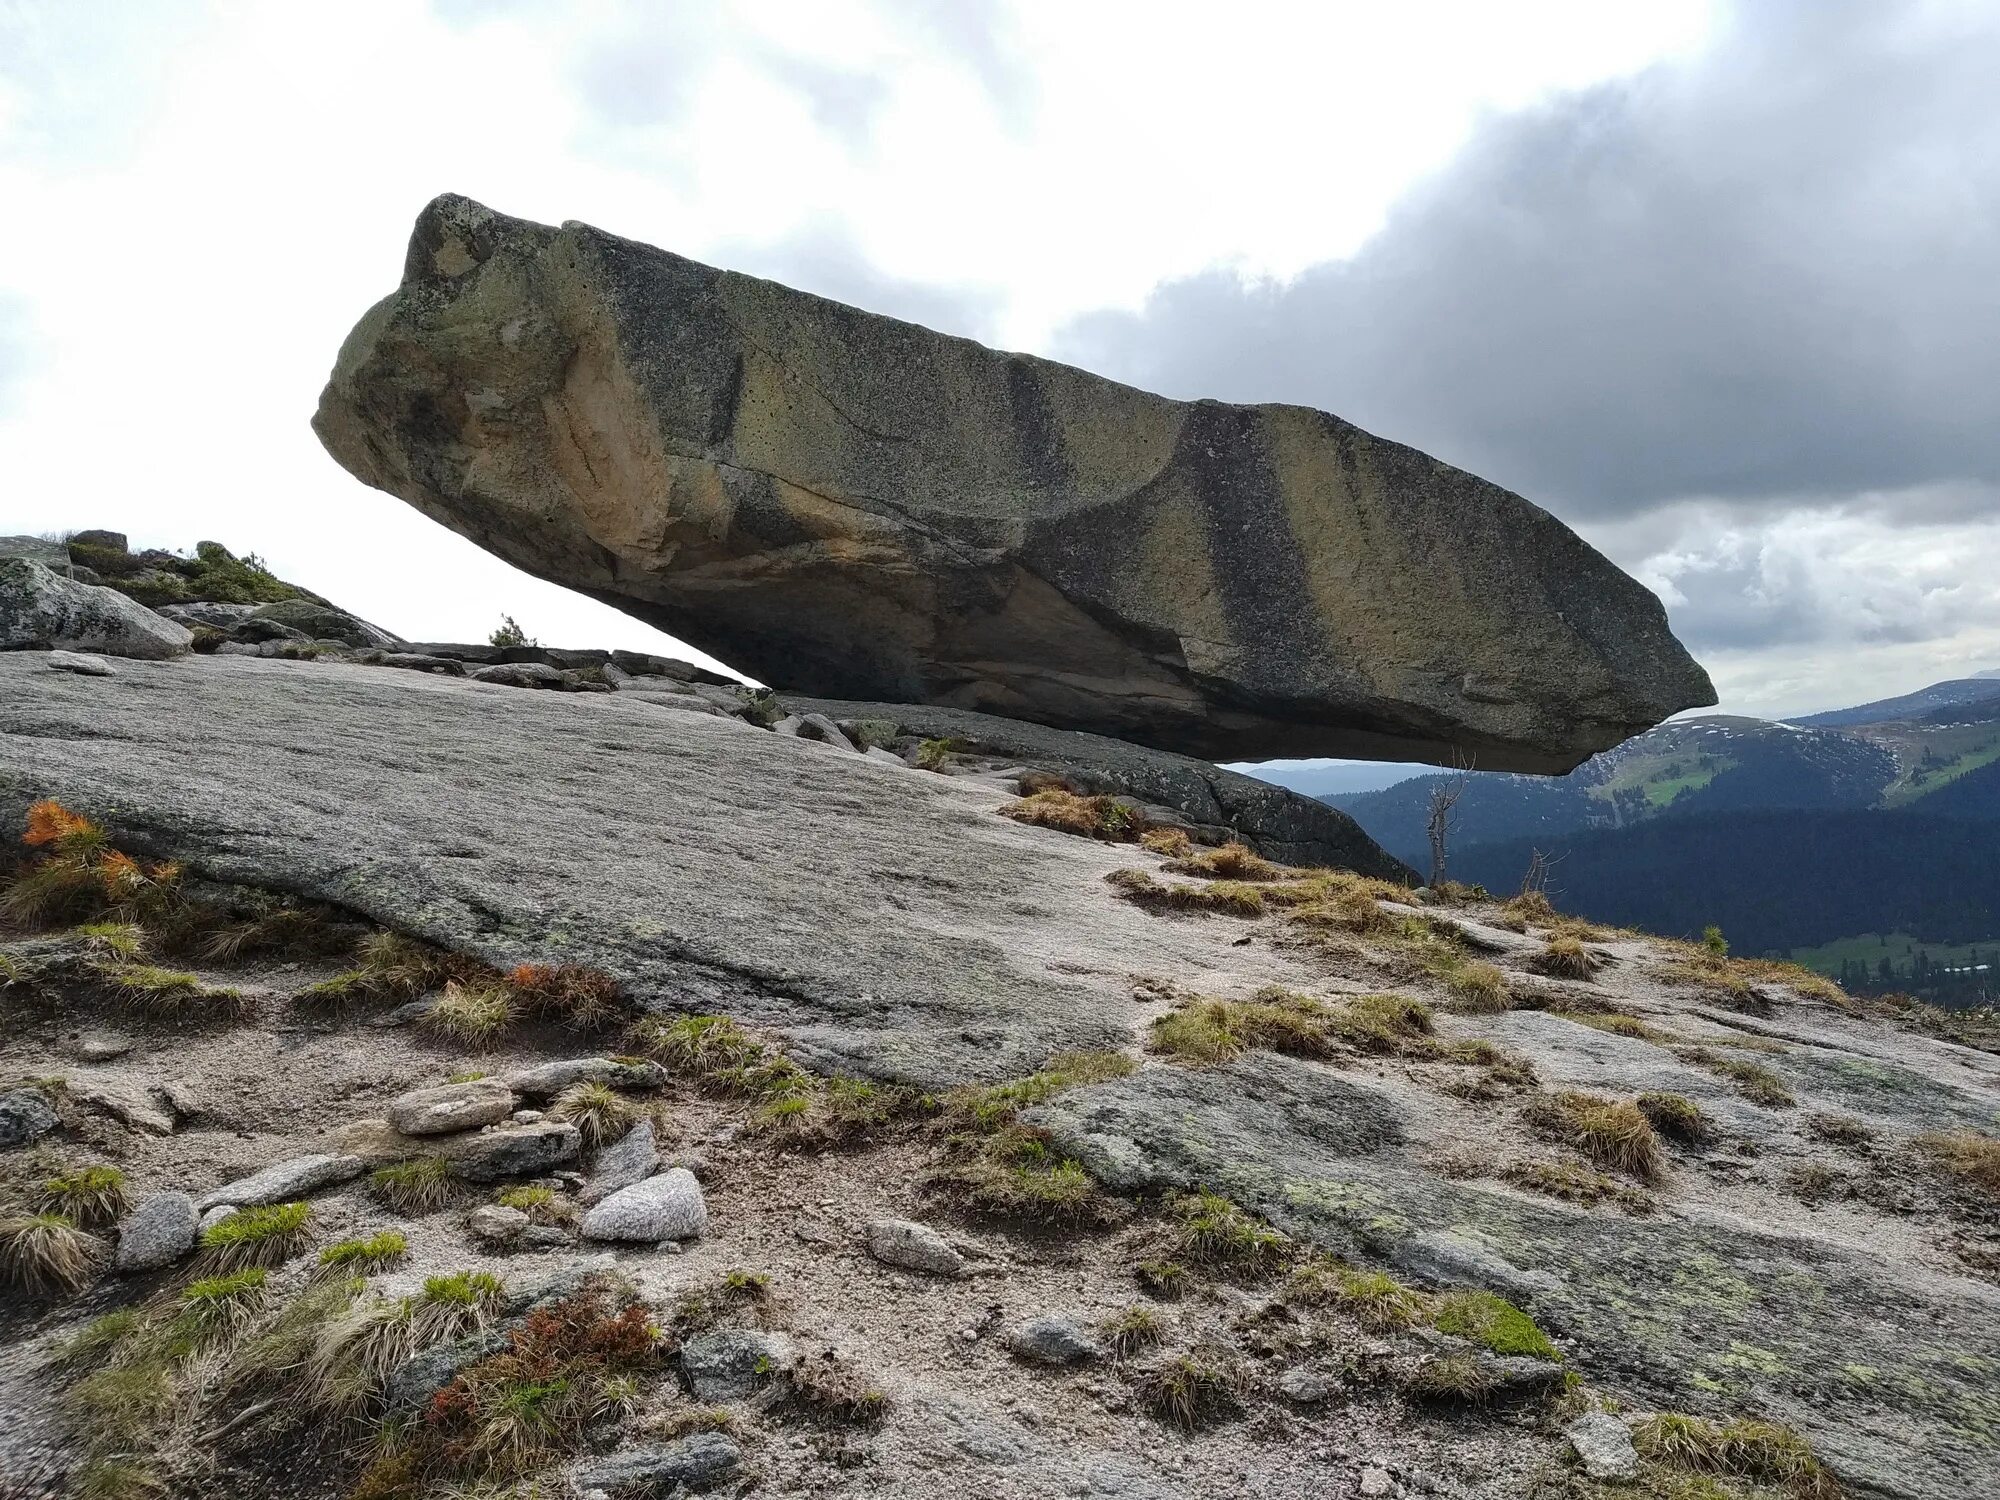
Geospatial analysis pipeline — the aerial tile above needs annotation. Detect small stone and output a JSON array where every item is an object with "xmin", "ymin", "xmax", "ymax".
[
  {"xmin": 506, "ymin": 1056, "xmax": 666, "ymax": 1099},
  {"xmin": 580, "ymin": 1118, "xmax": 659, "ymax": 1207},
  {"xmin": 1007, "ymin": 1316, "xmax": 1100, "ymax": 1366},
  {"xmin": 797, "ymin": 713, "xmax": 859, "ymax": 752},
  {"xmin": 199, "ymin": 1205, "xmax": 236, "ymax": 1229},
  {"xmin": 448, "ymin": 1122, "xmax": 582, "ymax": 1183},
  {"xmin": 1278, "ymin": 1366, "xmax": 1333, "ymax": 1405},
  {"xmin": 680, "ymin": 1329, "xmax": 793, "ymax": 1401},
  {"xmin": 114, "ymin": 1191, "xmax": 199, "ymax": 1272},
  {"xmin": 469, "ymin": 1204, "xmax": 530, "ymax": 1246},
  {"xmin": 1565, "ymin": 1412, "xmax": 1641, "ymax": 1482},
  {"xmin": 67, "ymin": 1075, "xmax": 176, "ymax": 1135},
  {"xmin": 46, "ymin": 650, "xmax": 115, "ymax": 676},
  {"xmin": 511, "ymin": 1109, "xmax": 543, "ymax": 1124},
  {"xmin": 574, "ymin": 1433, "xmax": 742, "ymax": 1496},
  {"xmin": 521, "ymin": 1225, "xmax": 573, "ymax": 1248},
  {"xmin": 74, "ymin": 1030, "xmax": 135, "ymax": 1062},
  {"xmin": 866, "ymin": 1218, "xmax": 966, "ymax": 1276},
  {"xmin": 388, "ymin": 1077, "xmax": 516, "ymax": 1136},
  {"xmin": 1359, "ymin": 1466, "xmax": 1394, "ymax": 1497},
  {"xmin": 0, "ymin": 1087, "xmax": 61, "ymax": 1147},
  {"xmin": 195, "ymin": 1153, "xmax": 364, "ymax": 1210},
  {"xmin": 580, "ymin": 1167, "xmax": 706, "ymax": 1243}
]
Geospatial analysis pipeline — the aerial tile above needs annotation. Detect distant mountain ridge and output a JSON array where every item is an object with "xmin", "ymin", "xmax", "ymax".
[{"xmin": 1323, "ymin": 674, "xmax": 2000, "ymax": 991}]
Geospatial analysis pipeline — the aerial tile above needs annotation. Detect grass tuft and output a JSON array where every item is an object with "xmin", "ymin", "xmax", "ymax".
[
  {"xmin": 1677, "ymin": 1048, "xmax": 1795, "ymax": 1107},
  {"xmin": 1915, "ymin": 1130, "xmax": 2000, "ymax": 1200},
  {"xmin": 1445, "ymin": 961, "xmax": 1511, "ymax": 1013},
  {"xmin": 0, "ymin": 1210, "xmax": 102, "ymax": 1296},
  {"xmin": 1637, "ymin": 1092, "xmax": 1711, "ymax": 1144},
  {"xmin": 1523, "ymin": 1091, "xmax": 1664, "ymax": 1181},
  {"xmin": 1633, "ymin": 1413, "xmax": 1840, "ymax": 1499},
  {"xmin": 370, "ymin": 1157, "xmax": 457, "ymax": 1215},
  {"xmin": 420, "ymin": 980, "xmax": 518, "ymax": 1046},
  {"xmin": 1532, "ymin": 935, "xmax": 1600, "ymax": 980},
  {"xmin": 199, "ymin": 1201, "xmax": 313, "ymax": 1271},
  {"xmin": 505, "ymin": 962, "xmax": 624, "ymax": 1030},
  {"xmin": 1170, "ymin": 1190, "xmax": 1290, "ymax": 1272},
  {"xmin": 39, "ymin": 1164, "xmax": 129, "ymax": 1228},
  {"xmin": 1002, "ymin": 788, "xmax": 1144, "ymax": 842},
  {"xmin": 317, "ymin": 1229, "xmax": 409, "ymax": 1275},
  {"xmin": 1163, "ymin": 842, "xmax": 1282, "ymax": 881},
  {"xmin": 1134, "ymin": 1348, "xmax": 1243, "ymax": 1430},
  {"xmin": 1431, "ymin": 1289, "xmax": 1559, "ymax": 1359},
  {"xmin": 547, "ymin": 1079, "xmax": 638, "ymax": 1147}
]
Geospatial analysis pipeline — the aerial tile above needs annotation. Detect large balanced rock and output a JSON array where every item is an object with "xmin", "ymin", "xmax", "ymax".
[
  {"xmin": 1, "ymin": 558, "xmax": 192, "ymax": 660},
  {"xmin": 315, "ymin": 193, "xmax": 1714, "ymax": 773}
]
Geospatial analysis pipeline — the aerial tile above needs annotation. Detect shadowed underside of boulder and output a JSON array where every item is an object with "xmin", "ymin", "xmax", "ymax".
[{"xmin": 313, "ymin": 193, "xmax": 1716, "ymax": 773}]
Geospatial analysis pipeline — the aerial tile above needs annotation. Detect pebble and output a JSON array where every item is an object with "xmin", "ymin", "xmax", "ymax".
[
  {"xmin": 1007, "ymin": 1316, "xmax": 1101, "ymax": 1366},
  {"xmin": 866, "ymin": 1217, "xmax": 966, "ymax": 1276},
  {"xmin": 46, "ymin": 650, "xmax": 116, "ymax": 676},
  {"xmin": 75, "ymin": 1030, "xmax": 135, "ymax": 1062},
  {"xmin": 1564, "ymin": 1411, "xmax": 1641, "ymax": 1481},
  {"xmin": 1359, "ymin": 1466, "xmax": 1394, "ymax": 1497}
]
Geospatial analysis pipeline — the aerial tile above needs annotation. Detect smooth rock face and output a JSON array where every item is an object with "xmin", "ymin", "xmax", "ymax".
[
  {"xmin": 580, "ymin": 1167, "xmax": 706, "ymax": 1243},
  {"xmin": 580, "ymin": 1117, "xmax": 659, "ymax": 1207},
  {"xmin": 866, "ymin": 1217, "xmax": 965, "ymax": 1277},
  {"xmin": 1565, "ymin": 1412, "xmax": 1641, "ymax": 1482},
  {"xmin": 387, "ymin": 1077, "xmax": 517, "ymax": 1135},
  {"xmin": 1, "ymin": 558, "xmax": 192, "ymax": 660},
  {"xmin": 574, "ymin": 1433, "xmax": 742, "ymax": 1495},
  {"xmin": 195, "ymin": 1153, "xmax": 363, "ymax": 1210},
  {"xmin": 114, "ymin": 1191, "xmax": 199, "ymax": 1272},
  {"xmin": 315, "ymin": 193, "xmax": 1715, "ymax": 772}
]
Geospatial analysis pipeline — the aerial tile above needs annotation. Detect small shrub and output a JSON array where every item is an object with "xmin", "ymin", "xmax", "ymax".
[
  {"xmin": 1100, "ymin": 1304, "xmax": 1165, "ymax": 1359},
  {"xmin": 630, "ymin": 1012, "xmax": 764, "ymax": 1081},
  {"xmin": 1637, "ymin": 1092, "xmax": 1711, "ymax": 1144},
  {"xmin": 489, "ymin": 614, "xmax": 535, "ymax": 648},
  {"xmin": 548, "ymin": 1079, "xmax": 638, "ymax": 1147},
  {"xmin": 99, "ymin": 962, "xmax": 250, "ymax": 1020},
  {"xmin": 1135, "ymin": 1348, "xmax": 1243, "ymax": 1430},
  {"xmin": 1702, "ymin": 925, "xmax": 1730, "ymax": 957},
  {"xmin": 0, "ymin": 1211, "xmax": 101, "ymax": 1296},
  {"xmin": 1430, "ymin": 1290, "xmax": 1558, "ymax": 1359},
  {"xmin": 39, "ymin": 1164, "xmax": 129, "ymax": 1228},
  {"xmin": 1523, "ymin": 1091, "xmax": 1664, "ymax": 1181},
  {"xmin": 421, "ymin": 980, "xmax": 517, "ymax": 1045},
  {"xmin": 1533, "ymin": 935, "xmax": 1600, "ymax": 980},
  {"xmin": 370, "ymin": 1157, "xmax": 457, "ymax": 1215},
  {"xmin": 200, "ymin": 1201, "xmax": 313, "ymax": 1271},
  {"xmin": 318, "ymin": 1229, "xmax": 409, "ymax": 1275}
]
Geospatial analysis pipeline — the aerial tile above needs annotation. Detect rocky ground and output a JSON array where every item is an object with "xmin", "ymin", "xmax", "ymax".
[{"xmin": 2, "ymin": 650, "xmax": 1997, "ymax": 1500}]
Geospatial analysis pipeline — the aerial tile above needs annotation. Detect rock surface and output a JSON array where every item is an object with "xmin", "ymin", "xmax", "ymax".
[
  {"xmin": 0, "ymin": 1087, "xmax": 60, "ymax": 1147},
  {"xmin": 314, "ymin": 192, "xmax": 1714, "ymax": 772},
  {"xmin": 580, "ymin": 1167, "xmax": 706, "ymax": 1243},
  {"xmin": 1007, "ymin": 1316, "xmax": 1100, "ymax": 1366},
  {"xmin": 447, "ymin": 1121, "xmax": 581, "ymax": 1183},
  {"xmin": 574, "ymin": 1433, "xmax": 742, "ymax": 1495},
  {"xmin": 1, "ymin": 558, "xmax": 192, "ymax": 659},
  {"xmin": 1564, "ymin": 1412, "xmax": 1640, "ymax": 1482},
  {"xmin": 46, "ymin": 650, "xmax": 115, "ymax": 676},
  {"xmin": 386, "ymin": 1077, "xmax": 517, "ymax": 1135},
  {"xmin": 507, "ymin": 1057, "xmax": 666, "ymax": 1098},
  {"xmin": 579, "ymin": 1117, "xmax": 659, "ymax": 1207},
  {"xmin": 195, "ymin": 1153, "xmax": 363, "ymax": 1210},
  {"xmin": 866, "ymin": 1217, "xmax": 966, "ymax": 1277},
  {"xmin": 113, "ymin": 1191, "xmax": 199, "ymax": 1272},
  {"xmin": 679, "ymin": 1328, "xmax": 792, "ymax": 1401}
]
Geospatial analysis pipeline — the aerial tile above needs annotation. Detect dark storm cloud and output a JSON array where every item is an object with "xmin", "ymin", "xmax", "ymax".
[{"xmin": 1051, "ymin": 0, "xmax": 2000, "ymax": 522}]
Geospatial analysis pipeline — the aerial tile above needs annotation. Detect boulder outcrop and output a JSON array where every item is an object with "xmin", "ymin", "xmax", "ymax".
[{"xmin": 314, "ymin": 193, "xmax": 1715, "ymax": 772}]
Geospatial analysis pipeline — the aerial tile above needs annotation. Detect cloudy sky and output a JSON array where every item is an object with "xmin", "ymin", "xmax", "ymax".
[{"xmin": 2, "ymin": 0, "xmax": 1996, "ymax": 726}]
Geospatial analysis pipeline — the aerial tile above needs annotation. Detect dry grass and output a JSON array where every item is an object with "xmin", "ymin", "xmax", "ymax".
[
  {"xmin": 1169, "ymin": 1190, "xmax": 1290, "ymax": 1272},
  {"xmin": 1636, "ymin": 1092, "xmax": 1711, "ymax": 1144},
  {"xmin": 1163, "ymin": 842, "xmax": 1282, "ymax": 881},
  {"xmin": 505, "ymin": 962, "xmax": 624, "ymax": 1030},
  {"xmin": 1139, "ymin": 828, "xmax": 1195, "ymax": 858},
  {"xmin": 1106, "ymin": 867, "xmax": 1266, "ymax": 916},
  {"xmin": 781, "ymin": 1350, "xmax": 891, "ymax": 1426},
  {"xmin": 1808, "ymin": 1114, "xmax": 1874, "ymax": 1150},
  {"xmin": 1915, "ymin": 1130, "xmax": 2000, "ymax": 1200},
  {"xmin": 1284, "ymin": 1256, "xmax": 1429, "ymax": 1330},
  {"xmin": 1633, "ymin": 1412, "xmax": 1841, "ymax": 1499},
  {"xmin": 548, "ymin": 1079, "xmax": 638, "ymax": 1147},
  {"xmin": 1501, "ymin": 1160, "xmax": 1655, "ymax": 1214},
  {"xmin": 1100, "ymin": 1304, "xmax": 1165, "ymax": 1359},
  {"xmin": 1677, "ymin": 1047, "xmax": 1796, "ymax": 1107},
  {"xmin": 1002, "ymin": 788, "xmax": 1144, "ymax": 842},
  {"xmin": 1444, "ymin": 961, "xmax": 1511, "ymax": 1013},
  {"xmin": 1532, "ymin": 935, "xmax": 1600, "ymax": 980},
  {"xmin": 0, "ymin": 1210, "xmax": 102, "ymax": 1296},
  {"xmin": 1523, "ymin": 1091, "xmax": 1664, "ymax": 1181},
  {"xmin": 369, "ymin": 1157, "xmax": 458, "ymax": 1215},
  {"xmin": 1133, "ymin": 1348, "xmax": 1245, "ymax": 1430},
  {"xmin": 1404, "ymin": 1352, "xmax": 1496, "ymax": 1404},
  {"xmin": 420, "ymin": 980, "xmax": 518, "ymax": 1046},
  {"xmin": 1554, "ymin": 1008, "xmax": 1669, "ymax": 1042}
]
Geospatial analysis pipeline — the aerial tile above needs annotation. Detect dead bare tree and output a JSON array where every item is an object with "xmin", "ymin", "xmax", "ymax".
[{"xmin": 1425, "ymin": 751, "xmax": 1474, "ymax": 888}]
